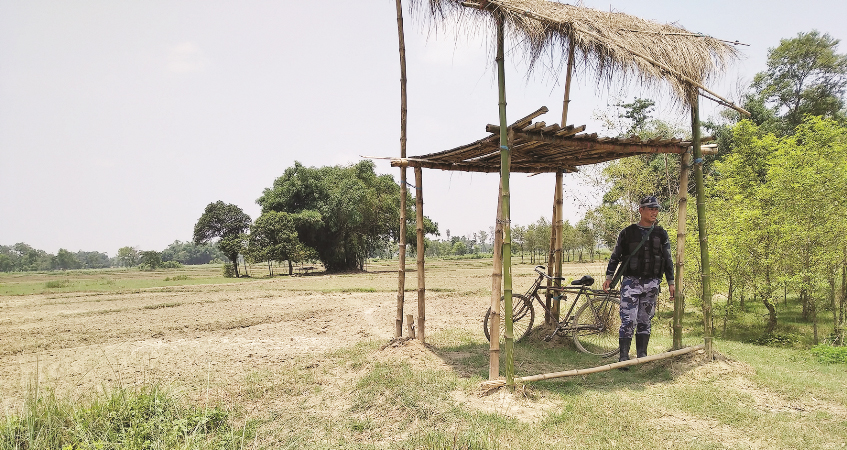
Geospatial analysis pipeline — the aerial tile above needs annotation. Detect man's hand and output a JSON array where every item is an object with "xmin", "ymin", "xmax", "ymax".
[
  {"xmin": 668, "ymin": 285, "xmax": 676, "ymax": 298},
  {"xmin": 602, "ymin": 279, "xmax": 611, "ymax": 292}
]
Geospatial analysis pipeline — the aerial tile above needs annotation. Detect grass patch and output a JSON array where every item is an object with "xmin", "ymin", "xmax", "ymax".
[
  {"xmin": 164, "ymin": 274, "xmax": 190, "ymax": 281},
  {"xmin": 810, "ymin": 343, "xmax": 847, "ymax": 364},
  {"xmin": 0, "ymin": 385, "xmax": 255, "ymax": 449},
  {"xmin": 44, "ymin": 280, "xmax": 71, "ymax": 289}
]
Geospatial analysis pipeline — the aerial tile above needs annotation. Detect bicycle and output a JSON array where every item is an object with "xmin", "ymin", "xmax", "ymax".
[{"xmin": 483, "ymin": 265, "xmax": 621, "ymax": 357}]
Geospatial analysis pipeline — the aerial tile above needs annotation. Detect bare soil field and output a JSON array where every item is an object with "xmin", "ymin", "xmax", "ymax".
[{"xmin": 0, "ymin": 260, "xmax": 606, "ymax": 415}]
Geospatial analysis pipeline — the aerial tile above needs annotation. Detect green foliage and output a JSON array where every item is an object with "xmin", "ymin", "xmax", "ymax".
[
  {"xmin": 707, "ymin": 116, "xmax": 847, "ymax": 335},
  {"xmin": 750, "ymin": 333, "xmax": 803, "ymax": 348},
  {"xmin": 117, "ymin": 246, "xmax": 140, "ymax": 268},
  {"xmin": 56, "ymin": 249, "xmax": 81, "ymax": 271},
  {"xmin": 221, "ymin": 263, "xmax": 235, "ymax": 278},
  {"xmin": 257, "ymin": 160, "xmax": 437, "ymax": 272},
  {"xmin": 0, "ymin": 385, "xmax": 251, "ymax": 449},
  {"xmin": 751, "ymin": 30, "xmax": 847, "ymax": 132},
  {"xmin": 139, "ymin": 250, "xmax": 162, "ymax": 270},
  {"xmin": 810, "ymin": 343, "xmax": 847, "ymax": 364},
  {"xmin": 247, "ymin": 210, "xmax": 315, "ymax": 273},
  {"xmin": 193, "ymin": 201, "xmax": 251, "ymax": 277},
  {"xmin": 160, "ymin": 240, "xmax": 225, "ymax": 265},
  {"xmin": 44, "ymin": 279, "xmax": 71, "ymax": 289}
]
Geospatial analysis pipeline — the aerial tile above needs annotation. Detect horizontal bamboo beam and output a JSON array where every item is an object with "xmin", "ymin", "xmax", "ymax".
[
  {"xmin": 510, "ymin": 106, "xmax": 549, "ymax": 130},
  {"xmin": 481, "ymin": 344, "xmax": 705, "ymax": 389},
  {"xmin": 556, "ymin": 125, "xmax": 587, "ymax": 137}
]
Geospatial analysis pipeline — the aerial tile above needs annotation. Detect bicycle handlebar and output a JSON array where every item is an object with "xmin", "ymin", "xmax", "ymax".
[{"xmin": 533, "ymin": 265, "xmax": 567, "ymax": 282}]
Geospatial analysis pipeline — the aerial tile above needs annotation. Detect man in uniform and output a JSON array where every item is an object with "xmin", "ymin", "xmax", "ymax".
[{"xmin": 603, "ymin": 196, "xmax": 675, "ymax": 365}]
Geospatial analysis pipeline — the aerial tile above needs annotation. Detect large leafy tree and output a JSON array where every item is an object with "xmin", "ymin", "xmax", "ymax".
[
  {"xmin": 257, "ymin": 161, "xmax": 436, "ymax": 272},
  {"xmin": 746, "ymin": 30, "xmax": 847, "ymax": 133},
  {"xmin": 193, "ymin": 201, "xmax": 251, "ymax": 277},
  {"xmin": 248, "ymin": 210, "xmax": 316, "ymax": 276},
  {"xmin": 116, "ymin": 246, "xmax": 140, "ymax": 267}
]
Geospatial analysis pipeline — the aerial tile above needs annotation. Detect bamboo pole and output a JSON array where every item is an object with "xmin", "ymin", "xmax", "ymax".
[
  {"xmin": 673, "ymin": 149, "xmax": 691, "ymax": 349},
  {"xmin": 415, "ymin": 166, "xmax": 426, "ymax": 343},
  {"xmin": 511, "ymin": 344, "xmax": 704, "ymax": 385},
  {"xmin": 489, "ymin": 179, "xmax": 504, "ymax": 380},
  {"xmin": 554, "ymin": 171, "xmax": 563, "ymax": 294},
  {"xmin": 546, "ymin": 184, "xmax": 558, "ymax": 323},
  {"xmin": 495, "ymin": 13, "xmax": 514, "ymax": 386},
  {"xmin": 690, "ymin": 95, "xmax": 713, "ymax": 358},
  {"xmin": 553, "ymin": 43, "xmax": 573, "ymax": 305},
  {"xmin": 395, "ymin": 0, "xmax": 408, "ymax": 339}
]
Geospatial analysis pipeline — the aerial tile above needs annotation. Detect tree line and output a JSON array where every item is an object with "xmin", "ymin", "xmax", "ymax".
[{"xmin": 0, "ymin": 240, "xmax": 226, "ymax": 272}]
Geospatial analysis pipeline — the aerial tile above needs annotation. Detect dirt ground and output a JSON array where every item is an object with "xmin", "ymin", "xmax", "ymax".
[{"xmin": 3, "ymin": 261, "xmax": 607, "ymax": 415}]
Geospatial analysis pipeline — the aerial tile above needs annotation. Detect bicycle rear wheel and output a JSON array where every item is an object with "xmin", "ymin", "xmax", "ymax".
[
  {"xmin": 484, "ymin": 294, "xmax": 534, "ymax": 343},
  {"xmin": 572, "ymin": 293, "xmax": 621, "ymax": 357}
]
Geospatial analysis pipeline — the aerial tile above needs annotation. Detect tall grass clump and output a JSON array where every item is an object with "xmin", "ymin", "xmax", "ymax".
[
  {"xmin": 810, "ymin": 343, "xmax": 847, "ymax": 364},
  {"xmin": 0, "ymin": 385, "xmax": 255, "ymax": 450}
]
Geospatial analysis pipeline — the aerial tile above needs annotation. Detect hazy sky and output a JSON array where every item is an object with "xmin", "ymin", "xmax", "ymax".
[{"xmin": 2, "ymin": 1, "xmax": 845, "ymax": 256}]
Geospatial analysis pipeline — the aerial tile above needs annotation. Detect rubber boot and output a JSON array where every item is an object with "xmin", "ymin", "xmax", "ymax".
[
  {"xmin": 636, "ymin": 334, "xmax": 650, "ymax": 358},
  {"xmin": 618, "ymin": 338, "xmax": 632, "ymax": 371}
]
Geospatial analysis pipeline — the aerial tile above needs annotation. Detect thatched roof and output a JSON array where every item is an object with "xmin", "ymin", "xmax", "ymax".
[
  {"xmin": 388, "ymin": 106, "xmax": 714, "ymax": 173},
  {"xmin": 412, "ymin": 0, "xmax": 742, "ymax": 108}
]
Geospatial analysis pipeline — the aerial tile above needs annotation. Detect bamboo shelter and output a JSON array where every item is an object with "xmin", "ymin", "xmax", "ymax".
[{"xmin": 389, "ymin": 0, "xmax": 747, "ymax": 386}]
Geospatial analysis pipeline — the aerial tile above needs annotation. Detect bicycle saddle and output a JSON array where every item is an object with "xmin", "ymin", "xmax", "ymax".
[{"xmin": 570, "ymin": 275, "xmax": 594, "ymax": 286}]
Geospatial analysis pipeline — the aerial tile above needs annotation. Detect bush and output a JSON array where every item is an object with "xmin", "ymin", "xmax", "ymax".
[
  {"xmin": 750, "ymin": 332, "xmax": 801, "ymax": 347},
  {"xmin": 222, "ymin": 264, "xmax": 235, "ymax": 278},
  {"xmin": 44, "ymin": 280, "xmax": 71, "ymax": 289},
  {"xmin": 161, "ymin": 261, "xmax": 182, "ymax": 269},
  {"xmin": 811, "ymin": 344, "xmax": 847, "ymax": 364}
]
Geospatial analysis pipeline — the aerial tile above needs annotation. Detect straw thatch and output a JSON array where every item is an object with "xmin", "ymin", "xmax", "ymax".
[{"xmin": 411, "ymin": 0, "xmax": 741, "ymax": 107}]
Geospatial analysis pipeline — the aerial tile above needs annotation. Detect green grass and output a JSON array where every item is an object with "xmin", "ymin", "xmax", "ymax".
[
  {"xmin": 249, "ymin": 329, "xmax": 847, "ymax": 449},
  {"xmin": 0, "ymin": 385, "xmax": 256, "ymax": 450}
]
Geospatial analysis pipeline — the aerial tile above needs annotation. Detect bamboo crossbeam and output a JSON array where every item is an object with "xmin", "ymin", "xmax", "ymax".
[
  {"xmin": 521, "ymin": 121, "xmax": 546, "ymax": 131},
  {"xmin": 510, "ymin": 106, "xmax": 549, "ymax": 130},
  {"xmin": 481, "ymin": 344, "xmax": 706, "ymax": 389}
]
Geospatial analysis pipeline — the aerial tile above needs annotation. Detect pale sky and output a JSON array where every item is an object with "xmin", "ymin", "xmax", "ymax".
[{"xmin": 2, "ymin": 1, "xmax": 845, "ymax": 256}]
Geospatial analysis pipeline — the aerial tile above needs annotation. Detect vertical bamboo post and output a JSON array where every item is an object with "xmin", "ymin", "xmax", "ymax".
[
  {"xmin": 673, "ymin": 149, "xmax": 691, "ymax": 349},
  {"xmin": 690, "ymin": 94, "xmax": 712, "ymax": 357},
  {"xmin": 489, "ymin": 179, "xmax": 504, "ymax": 380},
  {"xmin": 495, "ymin": 13, "xmax": 514, "ymax": 386},
  {"xmin": 546, "ymin": 187, "xmax": 558, "ymax": 323},
  {"xmin": 394, "ymin": 0, "xmax": 408, "ymax": 338},
  {"xmin": 554, "ymin": 171, "xmax": 564, "ymax": 299},
  {"xmin": 552, "ymin": 42, "xmax": 573, "ymax": 317},
  {"xmin": 415, "ymin": 167, "xmax": 426, "ymax": 342}
]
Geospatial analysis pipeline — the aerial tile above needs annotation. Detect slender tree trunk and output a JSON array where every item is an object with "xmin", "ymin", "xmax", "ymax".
[
  {"xmin": 763, "ymin": 267, "xmax": 778, "ymax": 334},
  {"xmin": 288, "ymin": 260, "xmax": 293, "ymax": 276}
]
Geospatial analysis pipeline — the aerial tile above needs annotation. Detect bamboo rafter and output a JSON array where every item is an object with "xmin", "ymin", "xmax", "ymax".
[{"xmin": 384, "ymin": 106, "xmax": 715, "ymax": 174}]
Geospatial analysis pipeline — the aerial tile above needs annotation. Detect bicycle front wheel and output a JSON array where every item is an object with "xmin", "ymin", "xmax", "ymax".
[
  {"xmin": 484, "ymin": 294, "xmax": 534, "ymax": 343},
  {"xmin": 572, "ymin": 293, "xmax": 621, "ymax": 357}
]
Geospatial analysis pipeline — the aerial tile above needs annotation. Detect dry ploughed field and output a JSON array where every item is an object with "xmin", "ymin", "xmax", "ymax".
[{"xmin": 2, "ymin": 260, "xmax": 846, "ymax": 448}]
